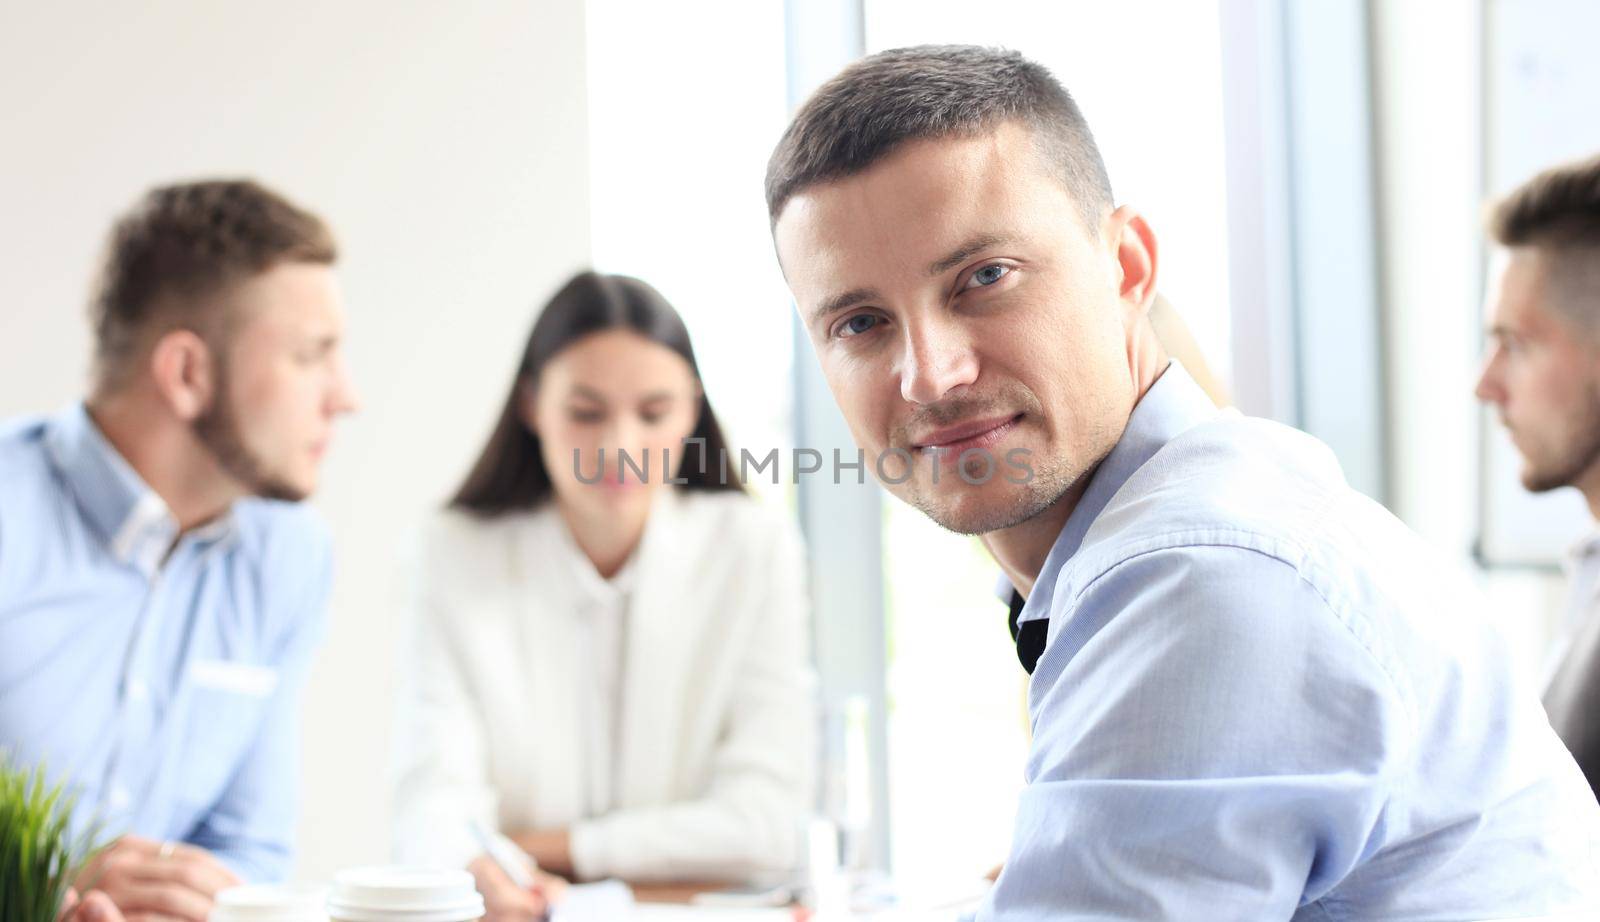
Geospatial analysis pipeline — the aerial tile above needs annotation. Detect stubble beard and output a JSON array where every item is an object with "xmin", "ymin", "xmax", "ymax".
[{"xmin": 192, "ymin": 368, "xmax": 306, "ymax": 503}]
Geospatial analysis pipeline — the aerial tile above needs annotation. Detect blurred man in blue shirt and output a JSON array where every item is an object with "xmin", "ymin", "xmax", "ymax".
[
  {"xmin": 767, "ymin": 46, "xmax": 1600, "ymax": 919},
  {"xmin": 0, "ymin": 180, "xmax": 359, "ymax": 921}
]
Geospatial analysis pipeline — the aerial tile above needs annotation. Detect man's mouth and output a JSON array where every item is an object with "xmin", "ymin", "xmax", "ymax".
[{"xmin": 912, "ymin": 413, "xmax": 1024, "ymax": 460}]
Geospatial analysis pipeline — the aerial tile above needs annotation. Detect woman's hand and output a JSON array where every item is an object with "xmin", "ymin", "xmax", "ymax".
[
  {"xmin": 506, "ymin": 829, "xmax": 574, "ymax": 880},
  {"xmin": 467, "ymin": 854, "xmax": 568, "ymax": 922}
]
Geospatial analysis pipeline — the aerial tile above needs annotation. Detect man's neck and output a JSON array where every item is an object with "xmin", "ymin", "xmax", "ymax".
[
  {"xmin": 982, "ymin": 475, "xmax": 1090, "ymax": 599},
  {"xmin": 86, "ymin": 390, "xmax": 241, "ymax": 533}
]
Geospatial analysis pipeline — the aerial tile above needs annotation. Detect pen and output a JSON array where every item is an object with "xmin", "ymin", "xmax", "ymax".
[{"xmin": 469, "ymin": 819, "xmax": 539, "ymax": 890}]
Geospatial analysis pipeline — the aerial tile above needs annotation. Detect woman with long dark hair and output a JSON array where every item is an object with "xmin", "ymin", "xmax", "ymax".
[{"xmin": 391, "ymin": 272, "xmax": 814, "ymax": 911}]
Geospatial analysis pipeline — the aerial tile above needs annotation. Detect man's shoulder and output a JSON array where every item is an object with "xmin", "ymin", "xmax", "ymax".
[
  {"xmin": 0, "ymin": 414, "xmax": 70, "ymax": 536},
  {"xmin": 1078, "ymin": 412, "xmax": 1379, "ymax": 576},
  {"xmin": 0, "ymin": 416, "xmax": 65, "ymax": 595},
  {"xmin": 1059, "ymin": 412, "xmax": 1445, "ymax": 648},
  {"xmin": 0, "ymin": 413, "xmax": 58, "ymax": 488},
  {"xmin": 1142, "ymin": 411, "xmax": 1349, "ymax": 519},
  {"xmin": 0, "ymin": 411, "xmax": 51, "ymax": 443},
  {"xmin": 1056, "ymin": 411, "xmax": 1471, "ymax": 692}
]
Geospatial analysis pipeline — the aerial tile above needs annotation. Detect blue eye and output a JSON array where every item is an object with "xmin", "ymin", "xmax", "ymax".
[
  {"xmin": 838, "ymin": 314, "xmax": 880, "ymax": 338},
  {"xmin": 966, "ymin": 264, "xmax": 1010, "ymax": 289}
]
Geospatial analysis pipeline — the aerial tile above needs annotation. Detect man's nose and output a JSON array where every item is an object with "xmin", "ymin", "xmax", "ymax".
[
  {"xmin": 1474, "ymin": 351, "xmax": 1505, "ymax": 405},
  {"xmin": 899, "ymin": 320, "xmax": 979, "ymax": 406}
]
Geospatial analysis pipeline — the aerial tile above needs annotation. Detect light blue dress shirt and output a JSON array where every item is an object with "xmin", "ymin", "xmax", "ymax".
[
  {"xmin": 0, "ymin": 405, "xmax": 331, "ymax": 882},
  {"xmin": 978, "ymin": 363, "xmax": 1600, "ymax": 921}
]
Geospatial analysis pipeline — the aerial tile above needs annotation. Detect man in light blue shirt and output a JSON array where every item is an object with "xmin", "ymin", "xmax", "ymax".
[
  {"xmin": 0, "ymin": 180, "xmax": 358, "ymax": 920},
  {"xmin": 767, "ymin": 45, "xmax": 1600, "ymax": 918}
]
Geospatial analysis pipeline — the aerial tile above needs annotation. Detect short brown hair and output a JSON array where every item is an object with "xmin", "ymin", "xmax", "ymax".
[
  {"xmin": 765, "ymin": 45, "xmax": 1113, "ymax": 229},
  {"xmin": 1490, "ymin": 154, "xmax": 1600, "ymax": 326},
  {"xmin": 1491, "ymin": 154, "xmax": 1600, "ymax": 249},
  {"xmin": 90, "ymin": 179, "xmax": 337, "ymax": 390}
]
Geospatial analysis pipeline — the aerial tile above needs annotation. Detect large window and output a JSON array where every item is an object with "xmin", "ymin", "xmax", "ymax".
[
  {"xmin": 863, "ymin": 0, "xmax": 1233, "ymax": 880},
  {"xmin": 586, "ymin": 0, "xmax": 1234, "ymax": 882},
  {"xmin": 586, "ymin": 0, "xmax": 795, "ymax": 503}
]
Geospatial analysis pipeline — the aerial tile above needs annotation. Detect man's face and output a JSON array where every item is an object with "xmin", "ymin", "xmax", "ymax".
[
  {"xmin": 774, "ymin": 122, "xmax": 1151, "ymax": 534},
  {"xmin": 1476, "ymin": 248, "xmax": 1600, "ymax": 493},
  {"xmin": 195, "ymin": 261, "xmax": 359, "ymax": 502}
]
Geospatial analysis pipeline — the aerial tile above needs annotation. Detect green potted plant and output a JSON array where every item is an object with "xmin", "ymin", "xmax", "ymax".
[{"xmin": 1, "ymin": 756, "xmax": 105, "ymax": 922}]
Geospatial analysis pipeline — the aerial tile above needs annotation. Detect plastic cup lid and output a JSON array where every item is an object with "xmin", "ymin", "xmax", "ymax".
[
  {"xmin": 210, "ymin": 885, "xmax": 328, "ymax": 922},
  {"xmin": 326, "ymin": 867, "xmax": 484, "ymax": 922}
]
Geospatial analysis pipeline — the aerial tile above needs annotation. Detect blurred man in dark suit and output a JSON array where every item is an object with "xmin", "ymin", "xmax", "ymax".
[{"xmin": 1477, "ymin": 152, "xmax": 1600, "ymax": 796}]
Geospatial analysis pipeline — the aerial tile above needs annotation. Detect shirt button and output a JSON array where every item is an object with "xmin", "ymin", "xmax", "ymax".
[
  {"xmin": 108, "ymin": 785, "xmax": 131, "ymax": 810},
  {"xmin": 127, "ymin": 680, "xmax": 149, "ymax": 702}
]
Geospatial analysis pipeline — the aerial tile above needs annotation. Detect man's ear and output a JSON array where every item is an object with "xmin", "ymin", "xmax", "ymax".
[
  {"xmin": 1104, "ymin": 204, "xmax": 1160, "ymax": 314},
  {"xmin": 148, "ymin": 329, "xmax": 216, "ymax": 422}
]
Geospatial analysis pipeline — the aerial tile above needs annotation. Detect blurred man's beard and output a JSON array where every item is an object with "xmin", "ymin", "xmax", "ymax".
[
  {"xmin": 1523, "ymin": 390, "xmax": 1600, "ymax": 494},
  {"xmin": 192, "ymin": 385, "xmax": 306, "ymax": 503}
]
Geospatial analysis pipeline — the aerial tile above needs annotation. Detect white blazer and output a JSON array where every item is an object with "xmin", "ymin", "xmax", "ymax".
[{"xmin": 391, "ymin": 487, "xmax": 816, "ymax": 883}]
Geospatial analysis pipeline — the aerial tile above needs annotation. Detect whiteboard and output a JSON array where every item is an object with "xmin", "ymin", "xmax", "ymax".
[{"xmin": 1478, "ymin": 0, "xmax": 1600, "ymax": 567}]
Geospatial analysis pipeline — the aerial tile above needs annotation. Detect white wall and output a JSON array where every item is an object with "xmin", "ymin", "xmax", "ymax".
[{"xmin": 0, "ymin": 1, "xmax": 593, "ymax": 882}]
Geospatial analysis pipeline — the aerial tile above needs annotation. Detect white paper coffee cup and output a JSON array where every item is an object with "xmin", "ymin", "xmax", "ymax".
[
  {"xmin": 210, "ymin": 885, "xmax": 327, "ymax": 922},
  {"xmin": 325, "ymin": 867, "xmax": 484, "ymax": 922}
]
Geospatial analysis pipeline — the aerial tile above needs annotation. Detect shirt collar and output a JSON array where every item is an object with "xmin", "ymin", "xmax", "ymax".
[
  {"xmin": 555, "ymin": 487, "xmax": 678, "ymax": 606},
  {"xmin": 1567, "ymin": 528, "xmax": 1600, "ymax": 569},
  {"xmin": 43, "ymin": 404, "xmax": 236, "ymax": 576},
  {"xmin": 1013, "ymin": 360, "xmax": 1219, "ymax": 626}
]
